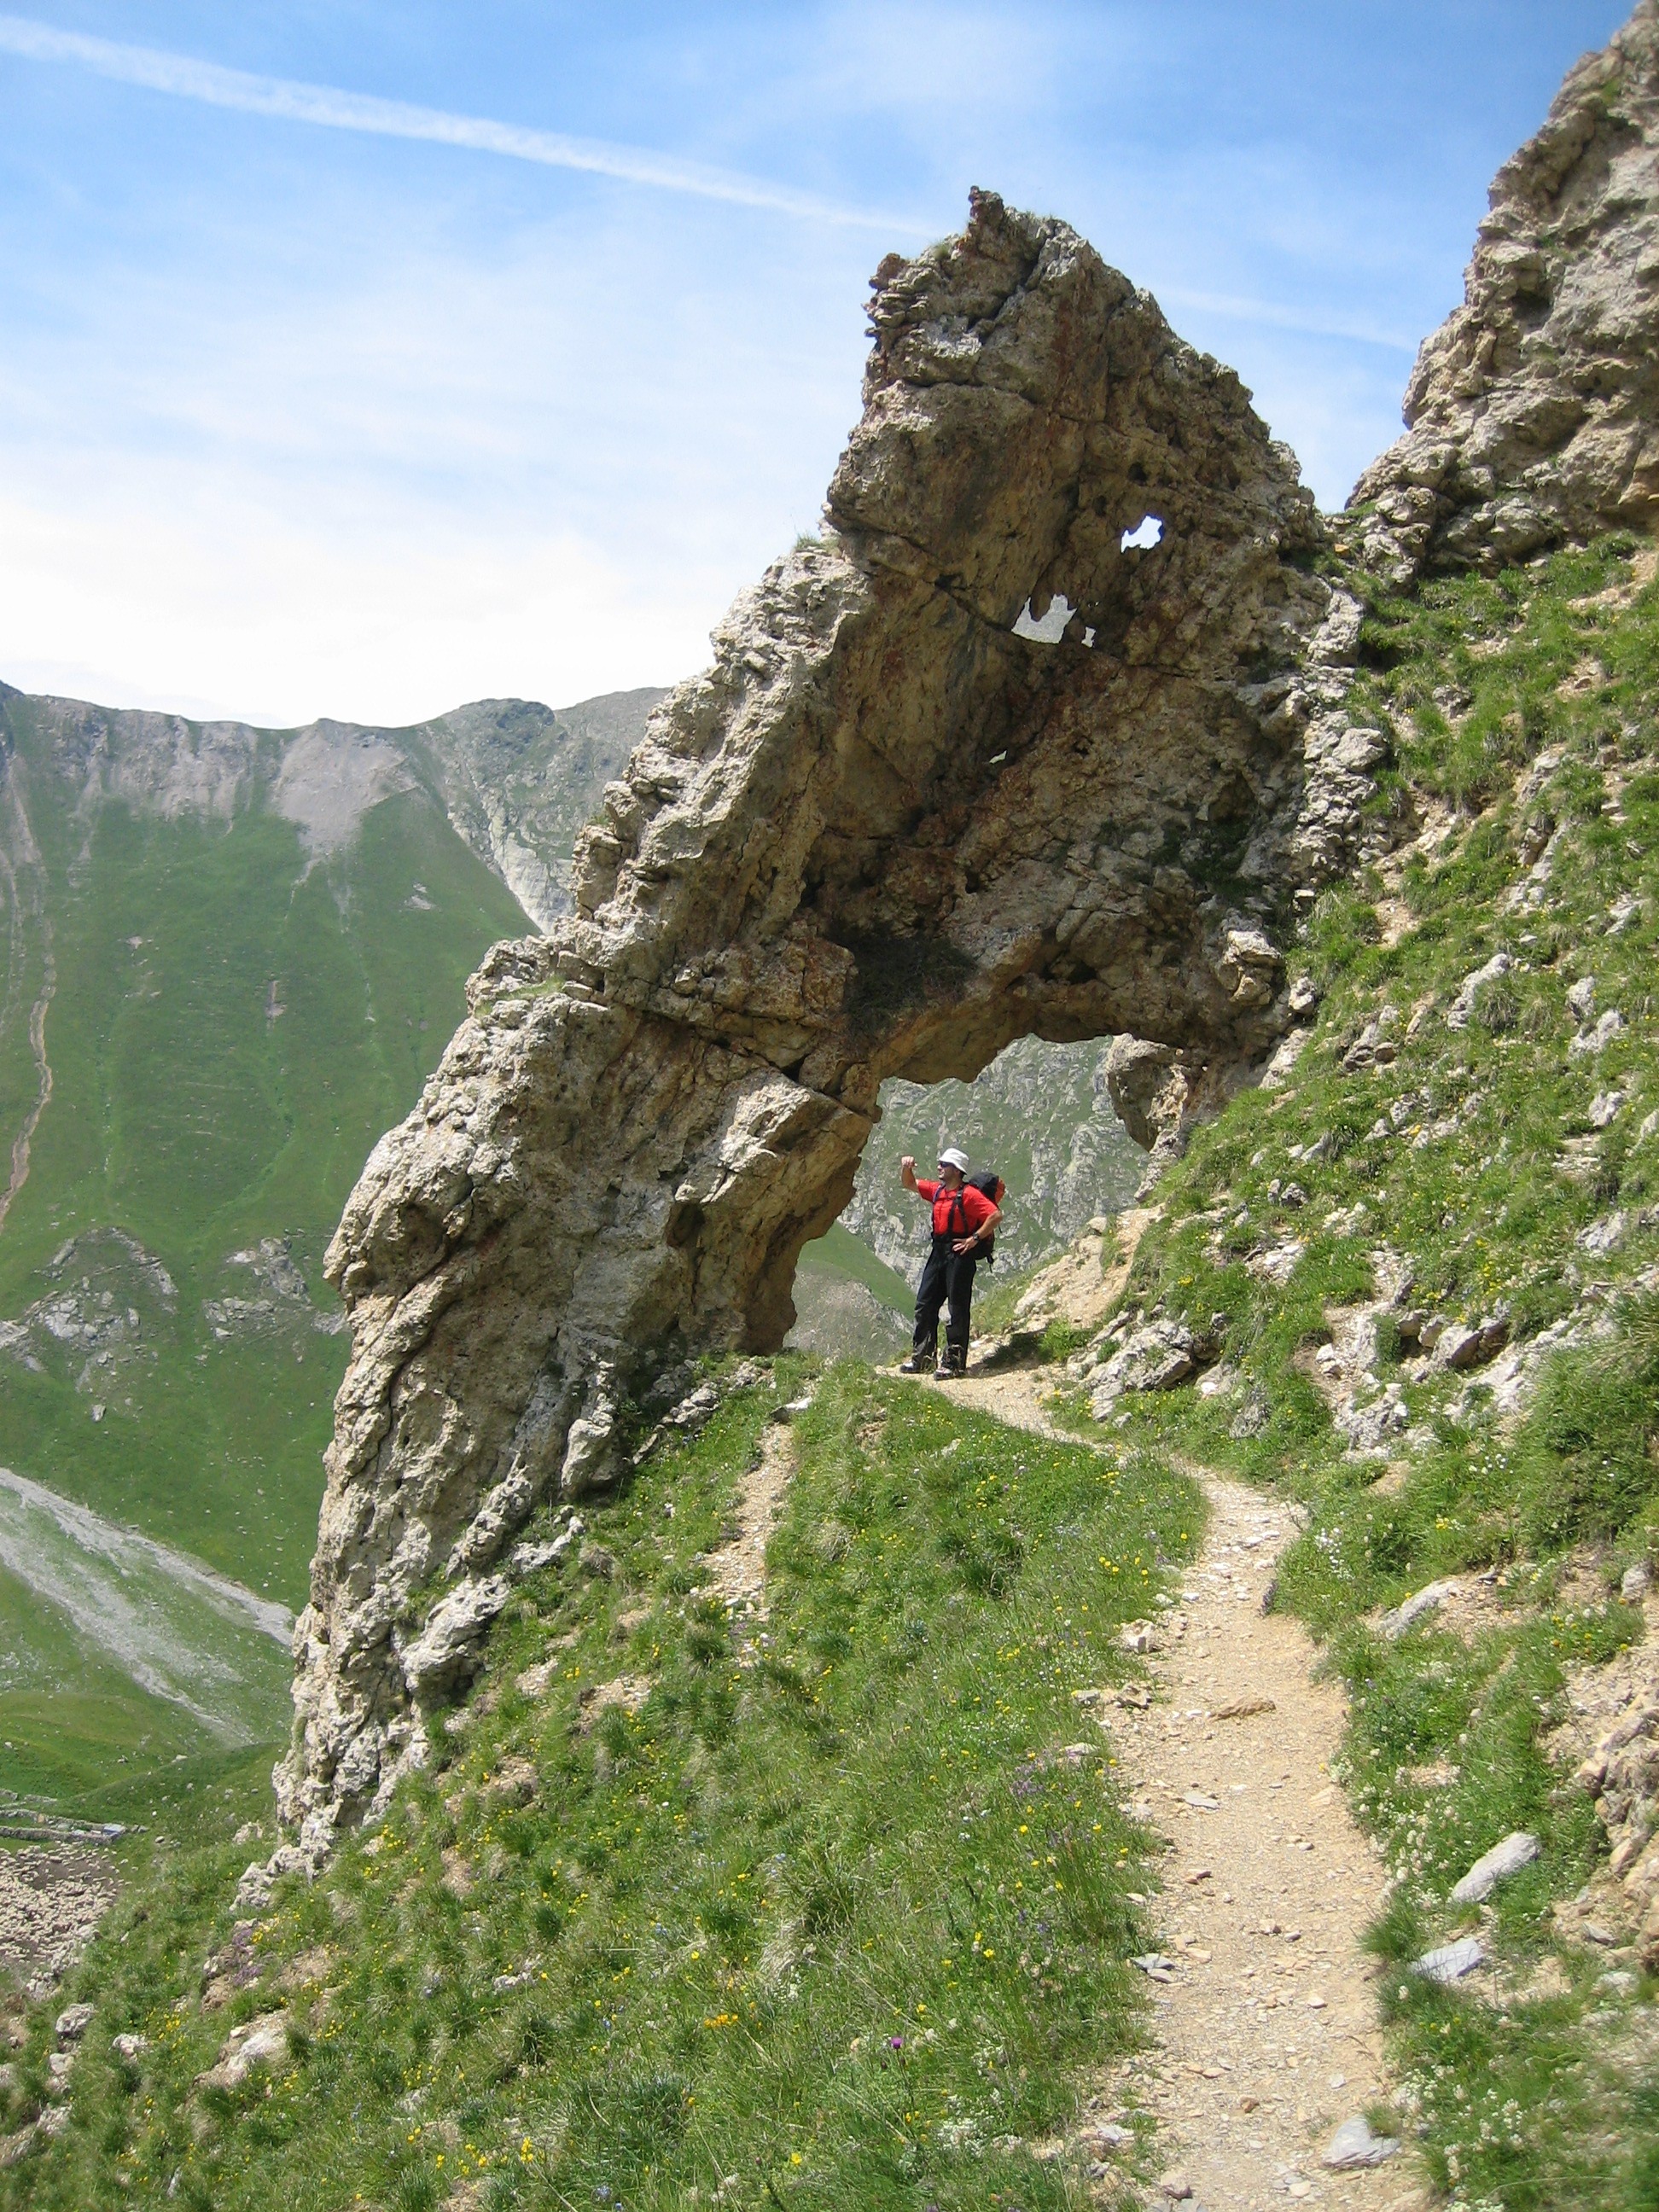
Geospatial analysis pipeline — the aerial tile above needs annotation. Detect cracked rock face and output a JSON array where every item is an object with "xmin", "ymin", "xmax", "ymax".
[
  {"xmin": 277, "ymin": 189, "xmax": 1362, "ymax": 1851},
  {"xmin": 1354, "ymin": 0, "xmax": 1659, "ymax": 574}
]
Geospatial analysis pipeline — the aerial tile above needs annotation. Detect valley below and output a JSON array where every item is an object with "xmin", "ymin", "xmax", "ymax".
[{"xmin": 0, "ymin": 684, "xmax": 662, "ymax": 1799}]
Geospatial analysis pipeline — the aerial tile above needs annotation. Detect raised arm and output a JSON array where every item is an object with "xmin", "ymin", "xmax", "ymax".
[{"xmin": 900, "ymin": 1154, "xmax": 919, "ymax": 1193}]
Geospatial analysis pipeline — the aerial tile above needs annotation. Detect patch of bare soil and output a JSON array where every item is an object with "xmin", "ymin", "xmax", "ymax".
[
  {"xmin": 0, "ymin": 1843, "xmax": 119, "ymax": 1994},
  {"xmin": 1010, "ymin": 1208, "xmax": 1161, "ymax": 1340},
  {"xmin": 928, "ymin": 1368, "xmax": 1427, "ymax": 2209},
  {"xmin": 698, "ymin": 1412, "xmax": 800, "ymax": 1630}
]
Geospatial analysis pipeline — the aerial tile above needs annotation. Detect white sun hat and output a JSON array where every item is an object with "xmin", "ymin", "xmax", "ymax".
[{"xmin": 938, "ymin": 1147, "xmax": 970, "ymax": 1173}]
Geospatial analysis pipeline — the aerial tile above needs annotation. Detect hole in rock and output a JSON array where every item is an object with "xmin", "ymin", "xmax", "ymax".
[
  {"xmin": 1012, "ymin": 593, "xmax": 1076, "ymax": 645},
  {"xmin": 1121, "ymin": 515, "xmax": 1163, "ymax": 551},
  {"xmin": 788, "ymin": 1034, "xmax": 1144, "ymax": 1361}
]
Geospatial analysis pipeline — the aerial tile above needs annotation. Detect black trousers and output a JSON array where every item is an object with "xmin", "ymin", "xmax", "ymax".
[{"xmin": 913, "ymin": 1233, "xmax": 977, "ymax": 1355}]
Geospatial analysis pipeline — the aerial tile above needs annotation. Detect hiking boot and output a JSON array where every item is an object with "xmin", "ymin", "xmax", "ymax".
[
  {"xmin": 934, "ymin": 1346, "xmax": 968, "ymax": 1379},
  {"xmin": 898, "ymin": 1352, "xmax": 932, "ymax": 1375}
]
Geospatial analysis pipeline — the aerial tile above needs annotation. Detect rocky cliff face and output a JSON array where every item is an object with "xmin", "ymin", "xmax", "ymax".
[
  {"xmin": 1354, "ymin": 0, "xmax": 1659, "ymax": 575},
  {"xmin": 276, "ymin": 189, "xmax": 1380, "ymax": 1856}
]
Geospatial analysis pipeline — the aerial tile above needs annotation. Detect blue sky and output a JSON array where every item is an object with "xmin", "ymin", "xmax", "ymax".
[{"xmin": 0, "ymin": 2, "xmax": 1633, "ymax": 725}]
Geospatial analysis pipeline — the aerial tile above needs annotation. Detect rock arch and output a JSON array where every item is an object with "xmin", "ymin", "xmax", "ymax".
[{"xmin": 276, "ymin": 190, "xmax": 1371, "ymax": 1855}]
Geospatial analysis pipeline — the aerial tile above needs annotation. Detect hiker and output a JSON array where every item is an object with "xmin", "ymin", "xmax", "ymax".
[{"xmin": 897, "ymin": 1146, "xmax": 1002, "ymax": 1378}]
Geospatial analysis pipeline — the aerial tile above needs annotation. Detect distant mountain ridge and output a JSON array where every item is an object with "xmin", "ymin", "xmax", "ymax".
[{"xmin": 0, "ymin": 681, "xmax": 670, "ymax": 929}]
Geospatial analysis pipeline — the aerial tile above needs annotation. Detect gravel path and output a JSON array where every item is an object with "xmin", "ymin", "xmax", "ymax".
[{"xmin": 931, "ymin": 1365, "xmax": 1428, "ymax": 2210}]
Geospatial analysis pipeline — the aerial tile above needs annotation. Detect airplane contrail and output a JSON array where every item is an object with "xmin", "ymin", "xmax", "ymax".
[
  {"xmin": 1163, "ymin": 284, "xmax": 1418, "ymax": 354},
  {"xmin": 0, "ymin": 11, "xmax": 923, "ymax": 232}
]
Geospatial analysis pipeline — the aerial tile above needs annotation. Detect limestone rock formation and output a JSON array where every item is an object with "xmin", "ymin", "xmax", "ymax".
[
  {"xmin": 277, "ymin": 189, "xmax": 1371, "ymax": 1854},
  {"xmin": 1355, "ymin": 0, "xmax": 1659, "ymax": 573}
]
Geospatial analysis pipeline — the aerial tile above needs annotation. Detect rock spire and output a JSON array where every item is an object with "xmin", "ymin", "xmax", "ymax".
[
  {"xmin": 1355, "ymin": 0, "xmax": 1659, "ymax": 573},
  {"xmin": 273, "ymin": 190, "xmax": 1365, "ymax": 1860}
]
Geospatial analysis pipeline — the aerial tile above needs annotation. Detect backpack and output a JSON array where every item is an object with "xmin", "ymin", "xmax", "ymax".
[{"xmin": 945, "ymin": 1170, "xmax": 1005, "ymax": 1266}]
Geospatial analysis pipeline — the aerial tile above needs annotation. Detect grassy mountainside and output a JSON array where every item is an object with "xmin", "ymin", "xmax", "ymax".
[
  {"xmin": 787, "ymin": 1222, "xmax": 914, "ymax": 1362},
  {"xmin": 3, "ymin": 1364, "xmax": 1194, "ymax": 2211},
  {"xmin": 0, "ymin": 684, "xmax": 657, "ymax": 1802}
]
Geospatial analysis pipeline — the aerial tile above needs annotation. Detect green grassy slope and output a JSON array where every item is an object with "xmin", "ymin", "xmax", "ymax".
[
  {"xmin": 3, "ymin": 1361, "xmax": 1199, "ymax": 2212},
  {"xmin": 0, "ymin": 783, "xmax": 527, "ymax": 1587},
  {"xmin": 793, "ymin": 1224, "xmax": 912, "ymax": 1318}
]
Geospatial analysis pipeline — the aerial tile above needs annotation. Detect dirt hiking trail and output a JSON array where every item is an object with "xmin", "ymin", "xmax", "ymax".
[
  {"xmin": 702, "ymin": 1412, "xmax": 799, "ymax": 1620},
  {"xmin": 934, "ymin": 1363, "xmax": 1428, "ymax": 2211}
]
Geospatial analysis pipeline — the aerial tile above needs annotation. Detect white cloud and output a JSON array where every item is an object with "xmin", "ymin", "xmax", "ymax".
[
  {"xmin": 0, "ymin": 180, "xmax": 873, "ymax": 722},
  {"xmin": 0, "ymin": 474, "xmax": 696, "ymax": 727}
]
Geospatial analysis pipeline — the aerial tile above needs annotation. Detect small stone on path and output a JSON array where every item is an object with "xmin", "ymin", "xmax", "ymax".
[
  {"xmin": 1324, "ymin": 2115, "xmax": 1400, "ymax": 2168},
  {"xmin": 1133, "ymin": 1953, "xmax": 1179, "ymax": 1981}
]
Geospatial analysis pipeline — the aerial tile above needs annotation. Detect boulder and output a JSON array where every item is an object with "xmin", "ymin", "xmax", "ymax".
[
  {"xmin": 195, "ymin": 2012, "xmax": 291, "ymax": 2093},
  {"xmin": 398, "ymin": 1576, "xmax": 512, "ymax": 1697},
  {"xmin": 1434, "ymin": 1317, "xmax": 1509, "ymax": 1371},
  {"xmin": 1444, "ymin": 953, "xmax": 1511, "ymax": 1032},
  {"xmin": 1324, "ymin": 2116, "xmax": 1400, "ymax": 2168},
  {"xmin": 1570, "ymin": 1009, "xmax": 1627, "ymax": 1057},
  {"xmin": 1412, "ymin": 1936, "xmax": 1484, "ymax": 1983},
  {"xmin": 1382, "ymin": 1579, "xmax": 1459, "ymax": 1640},
  {"xmin": 1450, "ymin": 1831, "xmax": 1540, "ymax": 1905},
  {"xmin": 1090, "ymin": 1319, "xmax": 1203, "ymax": 1414}
]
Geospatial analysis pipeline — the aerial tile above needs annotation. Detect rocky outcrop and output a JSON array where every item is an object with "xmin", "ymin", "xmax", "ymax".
[
  {"xmin": 1354, "ymin": 1, "xmax": 1659, "ymax": 574},
  {"xmin": 0, "ymin": 1230, "xmax": 177, "ymax": 1397},
  {"xmin": 1551, "ymin": 1581, "xmax": 1659, "ymax": 1965},
  {"xmin": 276, "ymin": 189, "xmax": 1377, "ymax": 1855}
]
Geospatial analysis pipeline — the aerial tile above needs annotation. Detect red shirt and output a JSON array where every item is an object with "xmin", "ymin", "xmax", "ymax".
[{"xmin": 917, "ymin": 1177, "xmax": 997, "ymax": 1238}]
